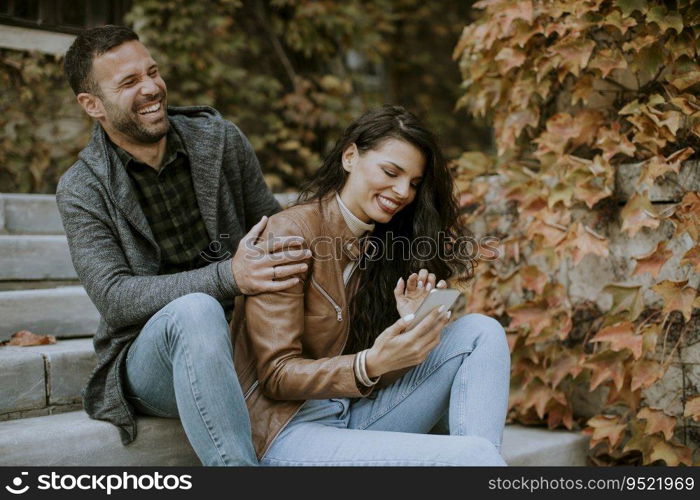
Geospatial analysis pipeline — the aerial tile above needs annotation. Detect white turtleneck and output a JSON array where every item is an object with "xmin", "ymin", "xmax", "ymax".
[{"xmin": 336, "ymin": 193, "xmax": 374, "ymax": 285}]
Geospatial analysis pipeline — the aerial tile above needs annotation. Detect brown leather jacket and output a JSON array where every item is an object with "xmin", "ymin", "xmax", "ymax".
[{"xmin": 230, "ymin": 194, "xmax": 389, "ymax": 459}]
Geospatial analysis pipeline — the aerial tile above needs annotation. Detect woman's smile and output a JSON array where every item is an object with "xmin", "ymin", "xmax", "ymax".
[{"xmin": 340, "ymin": 137, "xmax": 425, "ymax": 223}]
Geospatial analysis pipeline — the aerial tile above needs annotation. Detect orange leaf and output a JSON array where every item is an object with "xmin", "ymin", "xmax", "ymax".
[
  {"xmin": 589, "ymin": 47, "xmax": 627, "ymax": 78},
  {"xmin": 3, "ymin": 330, "xmax": 56, "ymax": 347},
  {"xmin": 585, "ymin": 351, "xmax": 626, "ymax": 391},
  {"xmin": 548, "ymin": 353, "xmax": 583, "ymax": 386},
  {"xmin": 602, "ymin": 284, "xmax": 644, "ymax": 321},
  {"xmin": 680, "ymin": 246, "xmax": 700, "ymax": 272},
  {"xmin": 649, "ymin": 439, "xmax": 693, "ymax": 466},
  {"xmin": 684, "ymin": 395, "xmax": 700, "ymax": 422},
  {"xmin": 507, "ymin": 303, "xmax": 552, "ymax": 337},
  {"xmin": 520, "ymin": 265, "xmax": 547, "ymax": 294},
  {"xmin": 672, "ymin": 192, "xmax": 700, "ymax": 240},
  {"xmin": 620, "ymin": 192, "xmax": 660, "ymax": 237},
  {"xmin": 586, "ymin": 414, "xmax": 627, "ymax": 448},
  {"xmin": 632, "ymin": 241, "xmax": 671, "ymax": 278},
  {"xmin": 651, "ymin": 280, "xmax": 698, "ymax": 322},
  {"xmin": 590, "ymin": 321, "xmax": 643, "ymax": 359},
  {"xmin": 631, "ymin": 360, "xmax": 665, "ymax": 391},
  {"xmin": 637, "ymin": 407, "xmax": 676, "ymax": 440},
  {"xmin": 561, "ymin": 223, "xmax": 609, "ymax": 266}
]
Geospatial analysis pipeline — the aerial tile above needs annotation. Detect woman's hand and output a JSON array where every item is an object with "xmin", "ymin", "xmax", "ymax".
[
  {"xmin": 364, "ymin": 306, "xmax": 451, "ymax": 378},
  {"xmin": 394, "ymin": 268, "xmax": 447, "ymax": 318}
]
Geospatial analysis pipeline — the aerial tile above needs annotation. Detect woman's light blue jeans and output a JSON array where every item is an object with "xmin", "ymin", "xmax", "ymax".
[
  {"xmin": 261, "ymin": 313, "xmax": 511, "ymax": 466},
  {"xmin": 123, "ymin": 293, "xmax": 257, "ymax": 466}
]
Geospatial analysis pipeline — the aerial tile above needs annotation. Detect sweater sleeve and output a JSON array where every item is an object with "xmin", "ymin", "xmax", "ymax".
[{"xmin": 56, "ymin": 184, "xmax": 241, "ymax": 333}]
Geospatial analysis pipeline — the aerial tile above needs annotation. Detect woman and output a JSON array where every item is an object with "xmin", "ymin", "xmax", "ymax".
[{"xmin": 231, "ymin": 105, "xmax": 510, "ymax": 466}]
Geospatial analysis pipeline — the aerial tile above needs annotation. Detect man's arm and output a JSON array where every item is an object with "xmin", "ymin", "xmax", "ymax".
[{"xmin": 57, "ymin": 187, "xmax": 240, "ymax": 333}]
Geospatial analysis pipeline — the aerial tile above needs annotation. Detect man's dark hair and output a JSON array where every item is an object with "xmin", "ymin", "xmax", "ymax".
[{"xmin": 64, "ymin": 25, "xmax": 139, "ymax": 96}]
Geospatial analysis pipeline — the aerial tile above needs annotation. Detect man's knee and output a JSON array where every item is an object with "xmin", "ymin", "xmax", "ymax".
[{"xmin": 161, "ymin": 293, "xmax": 230, "ymax": 346}]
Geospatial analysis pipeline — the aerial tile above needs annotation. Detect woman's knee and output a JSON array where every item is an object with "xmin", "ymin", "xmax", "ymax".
[{"xmin": 446, "ymin": 313, "xmax": 508, "ymax": 353}]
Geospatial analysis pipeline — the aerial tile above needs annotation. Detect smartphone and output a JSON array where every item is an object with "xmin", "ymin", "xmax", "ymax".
[{"xmin": 406, "ymin": 288, "xmax": 461, "ymax": 329}]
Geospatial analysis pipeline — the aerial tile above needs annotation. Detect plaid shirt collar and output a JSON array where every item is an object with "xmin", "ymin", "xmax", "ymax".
[{"xmin": 110, "ymin": 125, "xmax": 187, "ymax": 172}]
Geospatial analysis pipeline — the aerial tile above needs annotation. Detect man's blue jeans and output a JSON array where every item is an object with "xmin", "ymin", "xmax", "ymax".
[
  {"xmin": 123, "ymin": 293, "xmax": 257, "ymax": 466},
  {"xmin": 261, "ymin": 313, "xmax": 511, "ymax": 466}
]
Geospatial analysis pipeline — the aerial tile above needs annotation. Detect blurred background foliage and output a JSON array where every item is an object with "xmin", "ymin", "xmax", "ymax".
[{"xmin": 0, "ymin": 0, "xmax": 490, "ymax": 193}]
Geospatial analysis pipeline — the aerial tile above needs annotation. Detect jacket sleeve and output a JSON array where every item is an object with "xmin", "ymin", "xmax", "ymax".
[
  {"xmin": 244, "ymin": 215, "xmax": 370, "ymax": 400},
  {"xmin": 56, "ymin": 183, "xmax": 241, "ymax": 334}
]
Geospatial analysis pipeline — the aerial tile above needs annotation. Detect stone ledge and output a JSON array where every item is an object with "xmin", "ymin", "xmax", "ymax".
[
  {"xmin": 0, "ymin": 192, "xmax": 298, "ymax": 235},
  {"xmin": 0, "ymin": 410, "xmax": 589, "ymax": 466},
  {"xmin": 0, "ymin": 338, "xmax": 96, "ymax": 416},
  {"xmin": 0, "ymin": 235, "xmax": 76, "ymax": 280},
  {"xmin": 0, "ymin": 286, "xmax": 100, "ymax": 341}
]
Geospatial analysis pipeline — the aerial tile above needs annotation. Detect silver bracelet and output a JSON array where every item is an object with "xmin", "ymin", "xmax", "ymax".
[{"xmin": 359, "ymin": 349, "xmax": 379, "ymax": 387}]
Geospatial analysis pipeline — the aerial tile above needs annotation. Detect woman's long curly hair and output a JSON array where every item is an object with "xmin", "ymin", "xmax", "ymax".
[{"xmin": 298, "ymin": 105, "xmax": 476, "ymax": 353}]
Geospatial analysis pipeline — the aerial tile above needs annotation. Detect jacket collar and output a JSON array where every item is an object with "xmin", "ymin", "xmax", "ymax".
[
  {"xmin": 318, "ymin": 193, "xmax": 374, "ymax": 262},
  {"xmin": 78, "ymin": 106, "xmax": 225, "ymax": 257}
]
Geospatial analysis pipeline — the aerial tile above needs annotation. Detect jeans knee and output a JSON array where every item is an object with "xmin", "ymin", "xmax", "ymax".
[
  {"xmin": 163, "ymin": 293, "xmax": 230, "ymax": 347},
  {"xmin": 443, "ymin": 313, "xmax": 509, "ymax": 359}
]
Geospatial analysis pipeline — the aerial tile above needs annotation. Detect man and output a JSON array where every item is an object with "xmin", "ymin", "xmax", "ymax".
[{"xmin": 57, "ymin": 25, "xmax": 309, "ymax": 466}]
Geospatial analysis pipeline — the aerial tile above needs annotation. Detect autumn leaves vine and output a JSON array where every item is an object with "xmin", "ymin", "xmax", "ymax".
[{"xmin": 453, "ymin": 0, "xmax": 700, "ymax": 465}]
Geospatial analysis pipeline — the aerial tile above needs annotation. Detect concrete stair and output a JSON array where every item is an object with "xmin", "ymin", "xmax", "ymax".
[
  {"xmin": 0, "ymin": 411, "xmax": 589, "ymax": 466},
  {"xmin": 0, "ymin": 192, "xmax": 591, "ymax": 466}
]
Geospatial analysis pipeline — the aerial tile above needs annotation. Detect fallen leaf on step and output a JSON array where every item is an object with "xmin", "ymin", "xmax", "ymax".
[{"xmin": 2, "ymin": 330, "xmax": 57, "ymax": 347}]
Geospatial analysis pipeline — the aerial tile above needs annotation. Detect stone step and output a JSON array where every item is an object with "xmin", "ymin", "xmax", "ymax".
[
  {"xmin": 0, "ymin": 286, "xmax": 100, "ymax": 342},
  {"xmin": 0, "ymin": 235, "xmax": 76, "ymax": 280},
  {"xmin": 0, "ymin": 411, "xmax": 199, "ymax": 466},
  {"xmin": 0, "ymin": 192, "xmax": 298, "ymax": 235},
  {"xmin": 0, "ymin": 338, "xmax": 95, "ymax": 417},
  {"xmin": 0, "ymin": 411, "xmax": 589, "ymax": 466},
  {"xmin": 0, "ymin": 193, "xmax": 64, "ymax": 235}
]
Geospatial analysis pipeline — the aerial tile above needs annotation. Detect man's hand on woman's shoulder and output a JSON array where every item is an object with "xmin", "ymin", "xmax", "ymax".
[{"xmin": 231, "ymin": 216, "xmax": 311, "ymax": 295}]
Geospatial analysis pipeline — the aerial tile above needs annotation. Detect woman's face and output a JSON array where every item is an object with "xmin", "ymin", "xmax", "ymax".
[{"xmin": 339, "ymin": 138, "xmax": 425, "ymax": 224}]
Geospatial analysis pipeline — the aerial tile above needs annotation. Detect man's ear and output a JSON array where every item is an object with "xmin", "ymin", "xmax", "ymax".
[
  {"xmin": 342, "ymin": 143, "xmax": 358, "ymax": 173},
  {"xmin": 76, "ymin": 92, "xmax": 105, "ymax": 119}
]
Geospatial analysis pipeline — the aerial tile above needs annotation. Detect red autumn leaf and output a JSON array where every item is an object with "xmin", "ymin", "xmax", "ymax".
[
  {"xmin": 637, "ymin": 407, "xmax": 676, "ymax": 441},
  {"xmin": 684, "ymin": 395, "xmax": 700, "ymax": 422},
  {"xmin": 2, "ymin": 330, "xmax": 56, "ymax": 347},
  {"xmin": 632, "ymin": 241, "xmax": 672, "ymax": 278},
  {"xmin": 590, "ymin": 321, "xmax": 643, "ymax": 359},
  {"xmin": 586, "ymin": 414, "xmax": 627, "ymax": 448},
  {"xmin": 651, "ymin": 280, "xmax": 698, "ymax": 322},
  {"xmin": 620, "ymin": 192, "xmax": 660, "ymax": 237},
  {"xmin": 680, "ymin": 246, "xmax": 700, "ymax": 272},
  {"xmin": 631, "ymin": 359, "xmax": 665, "ymax": 391}
]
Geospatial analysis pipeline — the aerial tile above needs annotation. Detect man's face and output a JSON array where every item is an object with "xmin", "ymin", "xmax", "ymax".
[{"xmin": 90, "ymin": 40, "xmax": 169, "ymax": 144}]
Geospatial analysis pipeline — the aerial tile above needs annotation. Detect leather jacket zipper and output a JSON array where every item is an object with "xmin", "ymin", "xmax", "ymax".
[
  {"xmin": 261, "ymin": 292, "xmax": 352, "ymax": 460},
  {"xmin": 311, "ymin": 277, "xmax": 343, "ymax": 321},
  {"xmin": 244, "ymin": 380, "xmax": 259, "ymax": 400}
]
